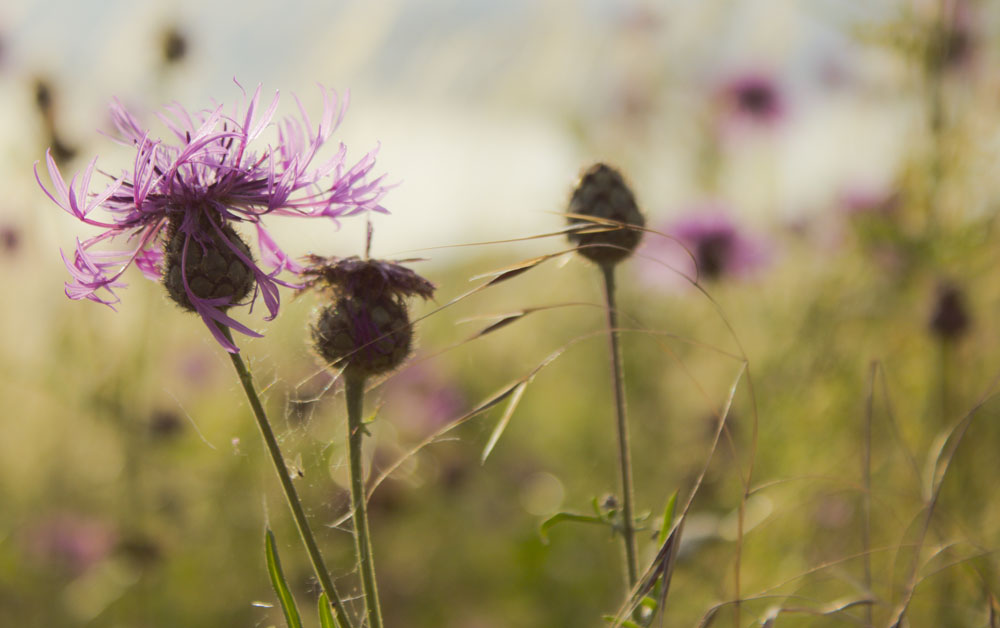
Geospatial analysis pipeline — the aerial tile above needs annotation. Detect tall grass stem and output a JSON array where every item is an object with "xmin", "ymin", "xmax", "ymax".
[{"xmin": 219, "ymin": 325, "xmax": 355, "ymax": 628}]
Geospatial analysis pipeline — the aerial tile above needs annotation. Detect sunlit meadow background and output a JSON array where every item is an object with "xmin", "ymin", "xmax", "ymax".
[{"xmin": 3, "ymin": 0, "xmax": 1000, "ymax": 626}]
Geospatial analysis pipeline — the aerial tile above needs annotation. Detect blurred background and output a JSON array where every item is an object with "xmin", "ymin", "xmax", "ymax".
[{"xmin": 3, "ymin": 0, "xmax": 1000, "ymax": 626}]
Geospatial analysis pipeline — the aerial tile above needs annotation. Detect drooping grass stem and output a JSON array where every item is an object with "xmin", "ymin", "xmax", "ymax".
[
  {"xmin": 345, "ymin": 373, "xmax": 385, "ymax": 628},
  {"xmin": 219, "ymin": 325, "xmax": 355, "ymax": 628},
  {"xmin": 600, "ymin": 263, "xmax": 639, "ymax": 588}
]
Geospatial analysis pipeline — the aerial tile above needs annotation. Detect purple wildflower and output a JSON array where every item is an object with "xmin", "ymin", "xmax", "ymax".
[
  {"xmin": 839, "ymin": 184, "xmax": 900, "ymax": 217},
  {"xmin": 637, "ymin": 205, "xmax": 770, "ymax": 286},
  {"xmin": 23, "ymin": 513, "xmax": 116, "ymax": 576},
  {"xmin": 36, "ymin": 83, "xmax": 389, "ymax": 351}
]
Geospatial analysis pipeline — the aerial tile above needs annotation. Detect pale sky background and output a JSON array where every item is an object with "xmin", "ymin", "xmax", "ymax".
[{"xmin": 1, "ymin": 0, "xmax": 924, "ymax": 265}]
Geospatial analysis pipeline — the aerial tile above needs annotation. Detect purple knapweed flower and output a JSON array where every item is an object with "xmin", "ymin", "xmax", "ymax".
[
  {"xmin": 36, "ymin": 83, "xmax": 389, "ymax": 351},
  {"xmin": 637, "ymin": 205, "xmax": 770, "ymax": 287}
]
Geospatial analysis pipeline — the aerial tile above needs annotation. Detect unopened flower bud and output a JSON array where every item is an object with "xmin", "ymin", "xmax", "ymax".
[
  {"xmin": 930, "ymin": 281, "xmax": 970, "ymax": 341},
  {"xmin": 567, "ymin": 163, "xmax": 645, "ymax": 265},
  {"xmin": 163, "ymin": 221, "xmax": 255, "ymax": 312},
  {"xmin": 312, "ymin": 296, "xmax": 413, "ymax": 378}
]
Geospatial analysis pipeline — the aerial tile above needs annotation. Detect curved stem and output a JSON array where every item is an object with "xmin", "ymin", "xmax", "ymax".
[
  {"xmin": 219, "ymin": 325, "xmax": 355, "ymax": 628},
  {"xmin": 600, "ymin": 264, "xmax": 639, "ymax": 588},
  {"xmin": 345, "ymin": 374, "xmax": 385, "ymax": 628}
]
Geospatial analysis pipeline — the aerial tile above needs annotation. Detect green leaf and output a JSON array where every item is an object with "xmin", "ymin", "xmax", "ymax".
[
  {"xmin": 264, "ymin": 528, "xmax": 303, "ymax": 628},
  {"xmin": 658, "ymin": 491, "xmax": 678, "ymax": 547},
  {"xmin": 317, "ymin": 593, "xmax": 340, "ymax": 628},
  {"xmin": 539, "ymin": 512, "xmax": 609, "ymax": 544},
  {"xmin": 640, "ymin": 596, "xmax": 658, "ymax": 613}
]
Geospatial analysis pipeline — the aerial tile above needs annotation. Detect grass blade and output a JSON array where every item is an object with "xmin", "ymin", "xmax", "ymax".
[
  {"xmin": 481, "ymin": 381, "xmax": 527, "ymax": 463},
  {"xmin": 265, "ymin": 528, "xmax": 304, "ymax": 628},
  {"xmin": 318, "ymin": 593, "xmax": 341, "ymax": 628}
]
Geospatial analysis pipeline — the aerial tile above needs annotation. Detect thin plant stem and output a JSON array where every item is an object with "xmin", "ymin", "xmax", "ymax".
[
  {"xmin": 345, "ymin": 373, "xmax": 385, "ymax": 628},
  {"xmin": 219, "ymin": 325, "xmax": 355, "ymax": 628},
  {"xmin": 600, "ymin": 263, "xmax": 639, "ymax": 588},
  {"xmin": 862, "ymin": 362, "xmax": 875, "ymax": 628},
  {"xmin": 940, "ymin": 338, "xmax": 952, "ymax": 422}
]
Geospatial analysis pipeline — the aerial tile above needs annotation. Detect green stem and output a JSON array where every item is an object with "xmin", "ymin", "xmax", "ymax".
[
  {"xmin": 219, "ymin": 326, "xmax": 355, "ymax": 628},
  {"xmin": 600, "ymin": 264, "xmax": 639, "ymax": 589},
  {"xmin": 345, "ymin": 374, "xmax": 385, "ymax": 628}
]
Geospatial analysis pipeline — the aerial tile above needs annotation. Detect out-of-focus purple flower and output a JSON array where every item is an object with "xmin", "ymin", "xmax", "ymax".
[
  {"xmin": 637, "ymin": 205, "xmax": 771, "ymax": 286},
  {"xmin": 36, "ymin": 83, "xmax": 389, "ymax": 351},
  {"xmin": 0, "ymin": 223, "xmax": 20, "ymax": 255},
  {"xmin": 839, "ymin": 184, "xmax": 900, "ymax": 216},
  {"xmin": 382, "ymin": 361, "xmax": 465, "ymax": 437},
  {"xmin": 714, "ymin": 71, "xmax": 786, "ymax": 131},
  {"xmin": 23, "ymin": 513, "xmax": 116, "ymax": 576}
]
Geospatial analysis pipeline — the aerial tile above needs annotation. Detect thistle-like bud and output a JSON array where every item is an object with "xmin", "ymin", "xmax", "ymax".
[
  {"xmin": 163, "ymin": 219, "xmax": 255, "ymax": 312},
  {"xmin": 567, "ymin": 163, "xmax": 645, "ymax": 266},
  {"xmin": 312, "ymin": 296, "xmax": 412, "ymax": 378},
  {"xmin": 930, "ymin": 281, "xmax": 970, "ymax": 341}
]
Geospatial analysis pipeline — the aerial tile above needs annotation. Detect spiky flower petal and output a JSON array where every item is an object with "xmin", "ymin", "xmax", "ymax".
[{"xmin": 36, "ymin": 83, "xmax": 389, "ymax": 351}]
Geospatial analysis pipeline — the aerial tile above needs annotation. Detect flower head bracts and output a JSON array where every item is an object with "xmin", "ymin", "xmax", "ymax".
[
  {"xmin": 298, "ymin": 255, "xmax": 436, "ymax": 303},
  {"xmin": 300, "ymin": 255, "xmax": 436, "ymax": 378},
  {"xmin": 36, "ymin": 84, "xmax": 390, "ymax": 352}
]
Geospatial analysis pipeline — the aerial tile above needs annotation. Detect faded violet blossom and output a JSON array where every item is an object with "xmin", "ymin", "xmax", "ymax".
[
  {"xmin": 36, "ymin": 83, "xmax": 388, "ymax": 351},
  {"xmin": 637, "ymin": 205, "xmax": 770, "ymax": 287}
]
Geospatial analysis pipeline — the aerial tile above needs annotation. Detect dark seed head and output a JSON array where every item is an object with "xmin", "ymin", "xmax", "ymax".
[
  {"xmin": 567, "ymin": 163, "xmax": 645, "ymax": 266},
  {"xmin": 34, "ymin": 78, "xmax": 53, "ymax": 114},
  {"xmin": 694, "ymin": 232, "xmax": 733, "ymax": 280},
  {"xmin": 312, "ymin": 296, "xmax": 413, "ymax": 378},
  {"xmin": 930, "ymin": 281, "xmax": 970, "ymax": 341},
  {"xmin": 162, "ymin": 27, "xmax": 187, "ymax": 64},
  {"xmin": 163, "ymin": 219, "xmax": 255, "ymax": 312}
]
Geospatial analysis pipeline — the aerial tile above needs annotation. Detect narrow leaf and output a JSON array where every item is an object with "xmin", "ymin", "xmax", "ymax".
[
  {"xmin": 539, "ymin": 512, "xmax": 609, "ymax": 544},
  {"xmin": 481, "ymin": 381, "xmax": 528, "ymax": 463},
  {"xmin": 472, "ymin": 313, "xmax": 527, "ymax": 339},
  {"xmin": 318, "ymin": 593, "xmax": 340, "ymax": 628},
  {"xmin": 657, "ymin": 491, "xmax": 678, "ymax": 547},
  {"xmin": 471, "ymin": 253, "xmax": 559, "ymax": 287},
  {"xmin": 264, "ymin": 528, "xmax": 303, "ymax": 628}
]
